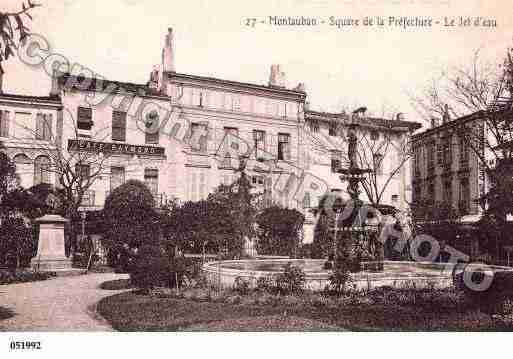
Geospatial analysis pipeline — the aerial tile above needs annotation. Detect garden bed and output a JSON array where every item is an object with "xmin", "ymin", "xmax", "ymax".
[
  {"xmin": 97, "ymin": 286, "xmax": 513, "ymax": 331},
  {"xmin": 0, "ymin": 269, "xmax": 56, "ymax": 285}
]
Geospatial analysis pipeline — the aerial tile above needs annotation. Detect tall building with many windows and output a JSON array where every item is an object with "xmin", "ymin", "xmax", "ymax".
[
  {"xmin": 0, "ymin": 28, "xmax": 421, "ymax": 245},
  {"xmin": 0, "ymin": 93, "xmax": 61, "ymax": 189},
  {"xmin": 411, "ymin": 112, "xmax": 487, "ymax": 220}
]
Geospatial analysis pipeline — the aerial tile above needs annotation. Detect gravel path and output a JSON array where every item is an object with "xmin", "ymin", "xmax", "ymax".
[{"xmin": 0, "ymin": 273, "xmax": 129, "ymax": 331}]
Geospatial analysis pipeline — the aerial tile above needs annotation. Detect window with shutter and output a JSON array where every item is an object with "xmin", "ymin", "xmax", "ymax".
[
  {"xmin": 77, "ymin": 107, "xmax": 93, "ymax": 130},
  {"xmin": 34, "ymin": 156, "xmax": 51, "ymax": 185},
  {"xmin": 0, "ymin": 111, "xmax": 9, "ymax": 137},
  {"xmin": 110, "ymin": 167, "xmax": 125, "ymax": 191},
  {"xmin": 145, "ymin": 111, "xmax": 159, "ymax": 144},
  {"xmin": 278, "ymin": 133, "xmax": 290, "ymax": 161},
  {"xmin": 191, "ymin": 123, "xmax": 208, "ymax": 152},
  {"xmin": 331, "ymin": 151, "xmax": 342, "ymax": 173},
  {"xmin": 329, "ymin": 122, "xmax": 337, "ymax": 136},
  {"xmin": 232, "ymin": 96, "xmax": 241, "ymax": 112},
  {"xmin": 36, "ymin": 113, "xmax": 44, "ymax": 139},
  {"xmin": 437, "ymin": 143, "xmax": 443, "ymax": 165},
  {"xmin": 253, "ymin": 130, "xmax": 265, "ymax": 157},
  {"xmin": 309, "ymin": 120, "xmax": 319, "ymax": 133},
  {"xmin": 370, "ymin": 130, "xmax": 379, "ymax": 141},
  {"xmin": 373, "ymin": 153, "xmax": 384, "ymax": 175},
  {"xmin": 112, "ymin": 111, "xmax": 126, "ymax": 141},
  {"xmin": 44, "ymin": 114, "xmax": 52, "ymax": 140},
  {"xmin": 144, "ymin": 168, "xmax": 159, "ymax": 196}
]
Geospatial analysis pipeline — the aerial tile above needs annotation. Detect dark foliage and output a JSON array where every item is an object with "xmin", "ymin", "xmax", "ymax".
[
  {"xmin": 0, "ymin": 149, "xmax": 17, "ymax": 204},
  {"xmin": 130, "ymin": 245, "xmax": 187, "ymax": 292},
  {"xmin": 233, "ymin": 276, "xmax": 251, "ymax": 295},
  {"xmin": 275, "ymin": 263, "xmax": 305, "ymax": 295},
  {"xmin": 161, "ymin": 199, "xmax": 234, "ymax": 255},
  {"xmin": 99, "ymin": 279, "xmax": 133, "ymax": 290},
  {"xmin": 102, "ymin": 180, "xmax": 159, "ymax": 262},
  {"xmin": 326, "ymin": 259, "xmax": 352, "ymax": 296},
  {"xmin": 455, "ymin": 268, "xmax": 513, "ymax": 315},
  {"xmin": 162, "ymin": 171, "xmax": 258, "ymax": 258},
  {"xmin": 0, "ymin": 269, "xmax": 54, "ymax": 285},
  {"xmin": 0, "ymin": 217, "xmax": 35, "ymax": 268},
  {"xmin": 256, "ymin": 206, "xmax": 304, "ymax": 257}
]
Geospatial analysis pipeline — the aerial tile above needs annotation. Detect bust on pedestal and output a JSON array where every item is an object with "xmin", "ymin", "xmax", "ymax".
[{"xmin": 31, "ymin": 214, "xmax": 72, "ymax": 271}]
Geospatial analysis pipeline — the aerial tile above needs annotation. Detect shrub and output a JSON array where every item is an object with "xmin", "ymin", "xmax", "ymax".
[
  {"xmin": 256, "ymin": 206, "xmax": 304, "ymax": 257},
  {"xmin": 225, "ymin": 294, "xmax": 242, "ymax": 305},
  {"xmin": 0, "ymin": 270, "xmax": 55, "ymax": 285},
  {"xmin": 130, "ymin": 245, "xmax": 171, "ymax": 292},
  {"xmin": 256, "ymin": 276, "xmax": 276, "ymax": 293},
  {"xmin": 325, "ymin": 259, "xmax": 352, "ymax": 296},
  {"xmin": 275, "ymin": 263, "xmax": 305, "ymax": 295},
  {"xmin": 102, "ymin": 180, "xmax": 159, "ymax": 263},
  {"xmin": 454, "ymin": 267, "xmax": 513, "ymax": 314},
  {"xmin": 0, "ymin": 217, "xmax": 35, "ymax": 269},
  {"xmin": 233, "ymin": 276, "xmax": 251, "ymax": 295}
]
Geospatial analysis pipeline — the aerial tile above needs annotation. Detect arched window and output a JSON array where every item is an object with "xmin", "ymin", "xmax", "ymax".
[
  {"xmin": 13, "ymin": 154, "xmax": 32, "ymax": 188},
  {"xmin": 34, "ymin": 156, "xmax": 51, "ymax": 185},
  {"xmin": 13, "ymin": 153, "xmax": 31, "ymax": 164}
]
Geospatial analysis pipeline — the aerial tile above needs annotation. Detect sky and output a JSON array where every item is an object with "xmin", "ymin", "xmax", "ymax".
[{"xmin": 3, "ymin": 0, "xmax": 512, "ymax": 128}]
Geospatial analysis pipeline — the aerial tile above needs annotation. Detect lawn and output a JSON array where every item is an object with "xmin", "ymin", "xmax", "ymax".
[{"xmin": 97, "ymin": 288, "xmax": 513, "ymax": 331}]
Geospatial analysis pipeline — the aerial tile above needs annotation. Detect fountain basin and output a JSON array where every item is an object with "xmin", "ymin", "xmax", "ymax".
[{"xmin": 202, "ymin": 259, "xmax": 513, "ymax": 291}]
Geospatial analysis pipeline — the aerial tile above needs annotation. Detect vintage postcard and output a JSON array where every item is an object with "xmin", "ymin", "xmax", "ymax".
[{"xmin": 0, "ymin": 0, "xmax": 512, "ymax": 356}]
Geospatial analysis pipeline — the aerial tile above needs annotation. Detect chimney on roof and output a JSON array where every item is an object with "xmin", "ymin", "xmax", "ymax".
[
  {"xmin": 442, "ymin": 104, "xmax": 450, "ymax": 124},
  {"xmin": 430, "ymin": 117, "xmax": 440, "ymax": 129},
  {"xmin": 148, "ymin": 64, "xmax": 161, "ymax": 92},
  {"xmin": 162, "ymin": 27, "xmax": 176, "ymax": 73},
  {"xmin": 294, "ymin": 82, "xmax": 305, "ymax": 92},
  {"xmin": 50, "ymin": 68, "xmax": 61, "ymax": 97},
  {"xmin": 268, "ymin": 64, "xmax": 286, "ymax": 88},
  {"xmin": 352, "ymin": 107, "xmax": 367, "ymax": 121}
]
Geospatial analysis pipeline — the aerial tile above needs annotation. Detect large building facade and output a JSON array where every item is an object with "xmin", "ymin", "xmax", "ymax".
[
  {"xmin": 0, "ymin": 28, "xmax": 421, "ymax": 244},
  {"xmin": 411, "ymin": 113, "xmax": 487, "ymax": 220}
]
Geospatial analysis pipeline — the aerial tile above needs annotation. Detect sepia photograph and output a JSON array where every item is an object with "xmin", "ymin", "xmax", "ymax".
[{"xmin": 0, "ymin": 0, "xmax": 512, "ymax": 356}]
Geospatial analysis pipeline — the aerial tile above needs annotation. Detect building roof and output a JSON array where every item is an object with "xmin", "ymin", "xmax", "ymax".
[
  {"xmin": 167, "ymin": 71, "xmax": 307, "ymax": 100},
  {"xmin": 411, "ymin": 110, "xmax": 486, "ymax": 142},
  {"xmin": 306, "ymin": 110, "xmax": 422, "ymax": 131},
  {"xmin": 59, "ymin": 71, "xmax": 307, "ymax": 102},
  {"xmin": 0, "ymin": 92, "xmax": 62, "ymax": 106},
  {"xmin": 57, "ymin": 74, "xmax": 169, "ymax": 100}
]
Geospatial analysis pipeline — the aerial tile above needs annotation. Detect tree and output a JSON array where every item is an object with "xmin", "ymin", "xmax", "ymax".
[
  {"xmin": 0, "ymin": 1, "xmax": 41, "ymax": 73},
  {"xmin": 0, "ymin": 216, "xmax": 34, "ymax": 269},
  {"xmin": 206, "ymin": 159, "xmax": 258, "ymax": 257},
  {"xmin": 255, "ymin": 206, "xmax": 304, "ymax": 257},
  {"xmin": 305, "ymin": 109, "xmax": 415, "ymax": 206},
  {"xmin": 10, "ymin": 105, "xmax": 116, "ymax": 255},
  {"xmin": 161, "ymin": 159, "xmax": 259, "ymax": 258},
  {"xmin": 161, "ymin": 199, "xmax": 234, "ymax": 255},
  {"xmin": 0, "ymin": 145, "xmax": 17, "ymax": 216},
  {"xmin": 102, "ymin": 180, "xmax": 159, "ymax": 268}
]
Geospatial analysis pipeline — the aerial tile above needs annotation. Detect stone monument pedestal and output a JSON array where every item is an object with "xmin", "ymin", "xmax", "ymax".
[{"xmin": 31, "ymin": 214, "xmax": 72, "ymax": 272}]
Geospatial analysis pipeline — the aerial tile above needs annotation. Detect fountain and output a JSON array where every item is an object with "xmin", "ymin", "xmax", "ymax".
[{"xmin": 202, "ymin": 109, "xmax": 513, "ymax": 291}]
